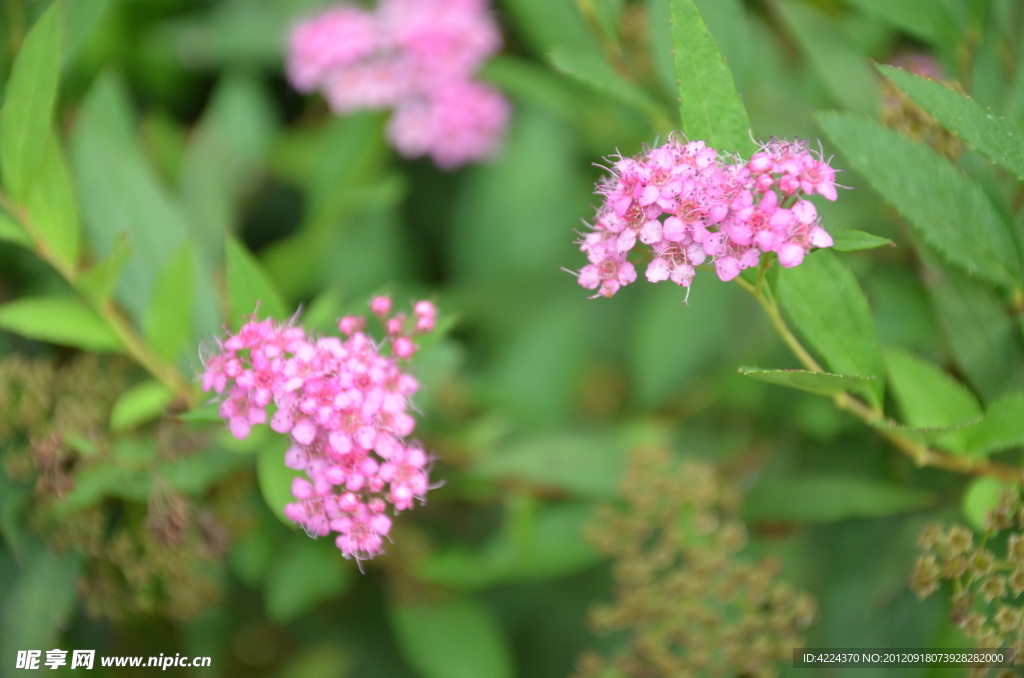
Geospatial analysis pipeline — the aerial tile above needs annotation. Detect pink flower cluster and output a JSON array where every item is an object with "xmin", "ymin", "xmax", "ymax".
[
  {"xmin": 287, "ymin": 0, "xmax": 510, "ymax": 169},
  {"xmin": 576, "ymin": 136, "xmax": 838, "ymax": 298},
  {"xmin": 201, "ymin": 297, "xmax": 440, "ymax": 561}
]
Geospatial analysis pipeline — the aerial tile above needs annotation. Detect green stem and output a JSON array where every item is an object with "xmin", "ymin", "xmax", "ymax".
[
  {"xmin": 0, "ymin": 191, "xmax": 198, "ymax": 408},
  {"xmin": 735, "ymin": 274, "xmax": 1022, "ymax": 483}
]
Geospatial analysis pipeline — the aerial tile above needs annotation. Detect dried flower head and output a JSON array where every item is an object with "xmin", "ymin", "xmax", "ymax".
[
  {"xmin": 573, "ymin": 446, "xmax": 814, "ymax": 678},
  {"xmin": 913, "ymin": 483, "xmax": 1024, "ymax": 655}
]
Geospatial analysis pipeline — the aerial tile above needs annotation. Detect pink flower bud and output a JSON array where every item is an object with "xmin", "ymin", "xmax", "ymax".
[
  {"xmin": 370, "ymin": 296, "xmax": 392, "ymax": 317},
  {"xmin": 393, "ymin": 337, "xmax": 416, "ymax": 359}
]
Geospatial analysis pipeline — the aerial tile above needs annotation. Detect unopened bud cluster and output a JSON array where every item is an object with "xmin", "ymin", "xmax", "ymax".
[
  {"xmin": 575, "ymin": 135, "xmax": 837, "ymax": 298},
  {"xmin": 574, "ymin": 446, "xmax": 815, "ymax": 678},
  {"xmin": 287, "ymin": 0, "xmax": 510, "ymax": 169},
  {"xmin": 200, "ymin": 297, "xmax": 439, "ymax": 561},
  {"xmin": 912, "ymin": 485, "xmax": 1024, "ymax": 673}
]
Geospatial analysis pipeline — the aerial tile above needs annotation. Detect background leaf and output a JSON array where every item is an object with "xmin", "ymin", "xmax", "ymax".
[
  {"xmin": 70, "ymin": 72, "xmax": 193, "ymax": 322},
  {"xmin": 256, "ymin": 436, "xmax": 302, "ymax": 526},
  {"xmin": 264, "ymin": 538, "xmax": 352, "ymax": 624},
  {"xmin": 776, "ymin": 1, "xmax": 880, "ymax": 116},
  {"xmin": 831, "ymin": 229, "xmax": 895, "ymax": 252},
  {"xmin": 110, "ymin": 380, "xmax": 173, "ymax": 432},
  {"xmin": 743, "ymin": 474, "xmax": 934, "ymax": 523},
  {"xmin": 0, "ymin": 297, "xmax": 123, "ymax": 352},
  {"xmin": 76, "ymin": 234, "xmax": 130, "ymax": 304},
  {"xmin": 819, "ymin": 113, "xmax": 1022, "ymax": 292},
  {"xmin": 471, "ymin": 431, "xmax": 627, "ymax": 499},
  {"xmin": 884, "ymin": 346, "xmax": 982, "ymax": 452},
  {"xmin": 962, "ymin": 391, "xmax": 1024, "ymax": 457},
  {"xmin": 0, "ymin": 2, "xmax": 61, "ymax": 201},
  {"xmin": 0, "ymin": 545, "xmax": 80, "ymax": 674},
  {"xmin": 777, "ymin": 249, "xmax": 886, "ymax": 408},
  {"xmin": 879, "ymin": 65, "xmax": 1024, "ymax": 183},
  {"xmin": 629, "ymin": 271, "xmax": 742, "ymax": 406},
  {"xmin": 670, "ymin": 0, "xmax": 752, "ymax": 153},
  {"xmin": 143, "ymin": 242, "xmax": 195, "ymax": 363},
  {"xmin": 548, "ymin": 46, "xmax": 667, "ymax": 124},
  {"xmin": 24, "ymin": 132, "xmax": 79, "ymax": 276},
  {"xmin": 925, "ymin": 263, "xmax": 1024, "ymax": 401},
  {"xmin": 226, "ymin": 236, "xmax": 289, "ymax": 328},
  {"xmin": 739, "ymin": 368, "xmax": 875, "ymax": 396},
  {"xmin": 390, "ymin": 597, "xmax": 515, "ymax": 678}
]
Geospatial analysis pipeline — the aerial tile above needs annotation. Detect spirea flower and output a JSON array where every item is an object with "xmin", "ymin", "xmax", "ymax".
[
  {"xmin": 200, "ymin": 297, "xmax": 440, "ymax": 561},
  {"xmin": 287, "ymin": 0, "xmax": 510, "ymax": 169},
  {"xmin": 574, "ymin": 135, "xmax": 839, "ymax": 298}
]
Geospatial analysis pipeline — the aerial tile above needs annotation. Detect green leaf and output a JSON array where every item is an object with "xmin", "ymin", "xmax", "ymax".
[
  {"xmin": 884, "ymin": 346, "xmax": 982, "ymax": 453},
  {"xmin": 548, "ymin": 46, "xmax": 667, "ymax": 123},
  {"xmin": 54, "ymin": 462, "xmax": 153, "ymax": 517},
  {"xmin": 743, "ymin": 474, "xmax": 934, "ymax": 523},
  {"xmin": 69, "ymin": 71, "xmax": 200, "ymax": 327},
  {"xmin": 144, "ymin": 242, "xmax": 195, "ymax": 362},
  {"xmin": 962, "ymin": 391, "xmax": 1024, "ymax": 457},
  {"xmin": 0, "ymin": 296, "xmax": 123, "ymax": 352},
  {"xmin": 256, "ymin": 437, "xmax": 302, "ymax": 526},
  {"xmin": 24, "ymin": 131, "xmax": 80, "ymax": 276},
  {"xmin": 831, "ymin": 229, "xmax": 895, "ymax": 252},
  {"xmin": 879, "ymin": 65, "xmax": 1024, "ymax": 183},
  {"xmin": 842, "ymin": 0, "xmax": 960, "ymax": 45},
  {"xmin": 777, "ymin": 249, "xmax": 886, "ymax": 408},
  {"xmin": 738, "ymin": 367, "xmax": 875, "ymax": 396},
  {"xmin": 962, "ymin": 477, "xmax": 1011, "ymax": 530},
  {"xmin": 180, "ymin": 74, "xmax": 277, "ymax": 262},
  {"xmin": 646, "ymin": 0, "xmax": 678, "ymax": 98},
  {"xmin": 160, "ymin": 450, "xmax": 248, "ymax": 496},
  {"xmin": 818, "ymin": 113, "xmax": 1022, "ymax": 292},
  {"xmin": 177, "ymin": 402, "xmax": 223, "ymax": 423},
  {"xmin": 418, "ymin": 502, "xmax": 599, "ymax": 590},
  {"xmin": 884, "ymin": 347, "xmax": 982, "ymax": 429},
  {"xmin": 776, "ymin": 1, "xmax": 880, "ymax": 116},
  {"xmin": 264, "ymin": 538, "xmax": 352, "ymax": 624},
  {"xmin": 390, "ymin": 598, "xmax": 515, "ymax": 678},
  {"xmin": 926, "ymin": 263, "xmax": 1024, "ymax": 401},
  {"xmin": 630, "ymin": 270, "xmax": 741, "ymax": 406},
  {"xmin": 0, "ymin": 2, "xmax": 61, "ymax": 200},
  {"xmin": 472, "ymin": 432, "xmax": 627, "ymax": 500},
  {"xmin": 0, "ymin": 545, "xmax": 80, "ymax": 671},
  {"xmin": 0, "ymin": 472, "xmax": 31, "ymax": 560},
  {"xmin": 63, "ymin": 0, "xmax": 111, "ymax": 62},
  {"xmin": 0, "ymin": 209, "xmax": 31, "ymax": 247},
  {"xmin": 670, "ymin": 0, "xmax": 751, "ymax": 153},
  {"xmin": 110, "ymin": 380, "xmax": 173, "ymax": 432},
  {"xmin": 76, "ymin": 233, "xmax": 130, "ymax": 304},
  {"xmin": 500, "ymin": 0, "xmax": 603, "ymax": 60},
  {"xmin": 226, "ymin": 236, "xmax": 288, "ymax": 329},
  {"xmin": 590, "ymin": 0, "xmax": 624, "ymax": 45}
]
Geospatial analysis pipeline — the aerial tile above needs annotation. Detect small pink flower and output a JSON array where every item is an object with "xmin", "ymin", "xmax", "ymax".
[
  {"xmin": 572, "ymin": 133, "xmax": 840, "ymax": 297},
  {"xmin": 199, "ymin": 299, "xmax": 442, "ymax": 561}
]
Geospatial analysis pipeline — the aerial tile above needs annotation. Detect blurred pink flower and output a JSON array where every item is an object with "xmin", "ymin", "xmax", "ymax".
[{"xmin": 287, "ymin": 0, "xmax": 509, "ymax": 169}]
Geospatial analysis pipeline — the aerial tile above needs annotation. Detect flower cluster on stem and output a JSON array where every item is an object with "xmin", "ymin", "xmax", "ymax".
[
  {"xmin": 287, "ymin": 0, "xmax": 510, "ymax": 169},
  {"xmin": 575, "ymin": 135, "xmax": 838, "ymax": 298},
  {"xmin": 200, "ymin": 297, "xmax": 439, "ymax": 561}
]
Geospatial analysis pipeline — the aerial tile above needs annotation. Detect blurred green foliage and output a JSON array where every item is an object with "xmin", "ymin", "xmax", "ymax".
[{"xmin": 0, "ymin": 0, "xmax": 1023, "ymax": 677}]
